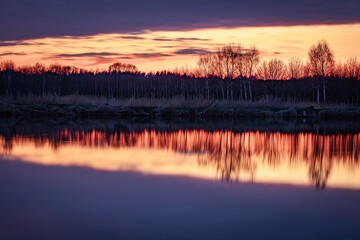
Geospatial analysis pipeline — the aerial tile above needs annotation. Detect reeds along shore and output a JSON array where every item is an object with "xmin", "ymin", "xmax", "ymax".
[{"xmin": 1, "ymin": 99, "xmax": 360, "ymax": 119}]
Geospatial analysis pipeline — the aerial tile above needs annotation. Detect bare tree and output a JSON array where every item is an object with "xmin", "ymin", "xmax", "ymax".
[
  {"xmin": 245, "ymin": 46, "xmax": 259, "ymax": 101},
  {"xmin": 197, "ymin": 54, "xmax": 213, "ymax": 100},
  {"xmin": 32, "ymin": 63, "xmax": 47, "ymax": 96},
  {"xmin": 256, "ymin": 58, "xmax": 287, "ymax": 80},
  {"xmin": 0, "ymin": 60, "xmax": 15, "ymax": 97},
  {"xmin": 256, "ymin": 61, "xmax": 269, "ymax": 80},
  {"xmin": 1, "ymin": 59, "xmax": 359, "ymax": 104},
  {"xmin": 109, "ymin": 62, "xmax": 138, "ymax": 73},
  {"xmin": 288, "ymin": 56, "xmax": 304, "ymax": 79},
  {"xmin": 333, "ymin": 61, "xmax": 344, "ymax": 78},
  {"xmin": 303, "ymin": 62, "xmax": 311, "ymax": 78},
  {"xmin": 344, "ymin": 57, "xmax": 360, "ymax": 79},
  {"xmin": 214, "ymin": 47, "xmax": 225, "ymax": 100},
  {"xmin": 222, "ymin": 46, "xmax": 232, "ymax": 79},
  {"xmin": 246, "ymin": 46, "xmax": 260, "ymax": 78},
  {"xmin": 196, "ymin": 44, "xmax": 260, "ymax": 101},
  {"xmin": 221, "ymin": 45, "xmax": 238, "ymax": 100},
  {"xmin": 235, "ymin": 45, "xmax": 245, "ymax": 78},
  {"xmin": 308, "ymin": 40, "xmax": 335, "ymax": 104},
  {"xmin": 234, "ymin": 45, "xmax": 248, "ymax": 100},
  {"xmin": 268, "ymin": 58, "xmax": 287, "ymax": 80}
]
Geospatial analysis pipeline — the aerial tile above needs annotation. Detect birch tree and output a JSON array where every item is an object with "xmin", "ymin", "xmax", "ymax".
[{"xmin": 308, "ymin": 40, "xmax": 335, "ymax": 104}]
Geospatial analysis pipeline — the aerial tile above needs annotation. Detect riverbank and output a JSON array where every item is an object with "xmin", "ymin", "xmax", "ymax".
[
  {"xmin": 2, "ymin": 117, "xmax": 360, "ymax": 137},
  {"xmin": 1, "ymin": 102, "xmax": 360, "ymax": 119},
  {"xmin": 1, "ymin": 95, "xmax": 359, "ymax": 119}
]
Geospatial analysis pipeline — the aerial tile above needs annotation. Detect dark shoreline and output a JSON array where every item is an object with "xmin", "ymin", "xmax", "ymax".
[
  {"xmin": 2, "ymin": 117, "xmax": 360, "ymax": 137},
  {"xmin": 1, "ymin": 103, "xmax": 360, "ymax": 120}
]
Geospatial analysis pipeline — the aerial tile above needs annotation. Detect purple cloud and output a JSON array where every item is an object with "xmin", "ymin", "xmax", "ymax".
[{"xmin": 0, "ymin": 0, "xmax": 359, "ymax": 41}]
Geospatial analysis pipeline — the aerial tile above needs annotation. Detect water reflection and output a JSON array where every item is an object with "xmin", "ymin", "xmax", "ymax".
[{"xmin": 1, "ymin": 120, "xmax": 359, "ymax": 189}]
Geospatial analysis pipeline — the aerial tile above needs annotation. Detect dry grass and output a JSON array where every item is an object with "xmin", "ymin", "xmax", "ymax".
[{"xmin": 0, "ymin": 94, "xmax": 356, "ymax": 109}]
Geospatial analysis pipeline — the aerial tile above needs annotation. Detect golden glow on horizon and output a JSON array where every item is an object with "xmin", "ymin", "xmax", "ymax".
[
  {"xmin": 1, "ymin": 130, "xmax": 359, "ymax": 189},
  {"xmin": 1, "ymin": 24, "xmax": 360, "ymax": 72}
]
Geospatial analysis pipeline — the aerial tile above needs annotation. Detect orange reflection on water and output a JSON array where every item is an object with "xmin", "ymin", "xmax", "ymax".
[{"xmin": 1, "ymin": 129, "xmax": 359, "ymax": 189}]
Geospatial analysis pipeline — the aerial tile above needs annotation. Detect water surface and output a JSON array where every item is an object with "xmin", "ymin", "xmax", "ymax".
[{"xmin": 1, "ymin": 119, "xmax": 359, "ymax": 239}]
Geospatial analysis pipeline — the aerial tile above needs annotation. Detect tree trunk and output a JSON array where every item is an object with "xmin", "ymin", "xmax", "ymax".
[
  {"xmin": 7, "ymin": 73, "xmax": 12, "ymax": 98},
  {"xmin": 248, "ymin": 81, "xmax": 253, "ymax": 101},
  {"xmin": 322, "ymin": 77, "xmax": 326, "ymax": 105},
  {"xmin": 42, "ymin": 76, "xmax": 46, "ymax": 97},
  {"xmin": 240, "ymin": 82, "xmax": 243, "ymax": 100},
  {"xmin": 226, "ymin": 79, "xmax": 229, "ymax": 100},
  {"xmin": 206, "ymin": 79, "xmax": 210, "ymax": 100},
  {"xmin": 317, "ymin": 87, "xmax": 320, "ymax": 105},
  {"xmin": 244, "ymin": 83, "xmax": 248, "ymax": 102},
  {"xmin": 220, "ymin": 80, "xmax": 225, "ymax": 101}
]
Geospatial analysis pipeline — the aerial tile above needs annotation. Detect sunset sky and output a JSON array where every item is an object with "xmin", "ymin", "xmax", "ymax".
[{"xmin": 1, "ymin": 0, "xmax": 360, "ymax": 72}]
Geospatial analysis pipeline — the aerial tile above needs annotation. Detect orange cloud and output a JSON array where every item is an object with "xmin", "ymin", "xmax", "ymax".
[{"xmin": 1, "ymin": 24, "xmax": 359, "ymax": 72}]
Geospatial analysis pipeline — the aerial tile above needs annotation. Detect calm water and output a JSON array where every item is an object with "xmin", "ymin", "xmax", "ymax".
[{"xmin": 1, "ymin": 119, "xmax": 360, "ymax": 239}]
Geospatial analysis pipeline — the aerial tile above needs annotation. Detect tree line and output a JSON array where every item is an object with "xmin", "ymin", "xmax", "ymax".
[
  {"xmin": 196, "ymin": 40, "xmax": 360, "ymax": 104},
  {"xmin": 0, "ymin": 40, "xmax": 359, "ymax": 105}
]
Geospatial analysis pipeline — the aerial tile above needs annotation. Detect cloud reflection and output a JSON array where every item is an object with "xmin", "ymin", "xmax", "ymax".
[{"xmin": 1, "ymin": 128, "xmax": 359, "ymax": 189}]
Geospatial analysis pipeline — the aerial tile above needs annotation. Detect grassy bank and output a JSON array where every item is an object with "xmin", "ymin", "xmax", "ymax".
[{"xmin": 1, "ymin": 95, "xmax": 360, "ymax": 119}]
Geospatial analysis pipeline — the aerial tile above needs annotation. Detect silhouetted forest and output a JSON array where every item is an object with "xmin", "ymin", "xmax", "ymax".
[{"xmin": 1, "ymin": 40, "xmax": 359, "ymax": 105}]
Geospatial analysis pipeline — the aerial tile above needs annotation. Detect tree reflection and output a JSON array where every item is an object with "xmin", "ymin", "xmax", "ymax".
[
  {"xmin": 307, "ymin": 129, "xmax": 332, "ymax": 189},
  {"xmin": 1, "ymin": 128, "xmax": 359, "ymax": 189},
  {"xmin": 197, "ymin": 131, "xmax": 257, "ymax": 182}
]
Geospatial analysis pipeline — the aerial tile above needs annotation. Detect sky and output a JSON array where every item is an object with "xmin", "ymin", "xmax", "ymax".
[{"xmin": 1, "ymin": 0, "xmax": 360, "ymax": 72}]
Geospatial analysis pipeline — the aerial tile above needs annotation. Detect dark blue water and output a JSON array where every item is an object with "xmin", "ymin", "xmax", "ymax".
[{"xmin": 1, "ymin": 119, "xmax": 359, "ymax": 240}]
